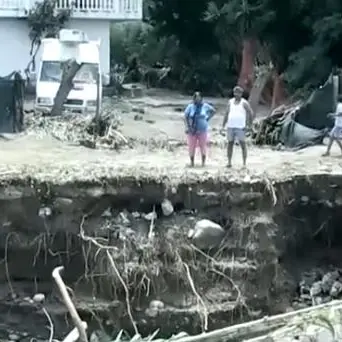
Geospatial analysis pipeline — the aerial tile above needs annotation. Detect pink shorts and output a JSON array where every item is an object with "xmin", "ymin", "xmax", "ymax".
[{"xmin": 187, "ymin": 132, "xmax": 208, "ymax": 156}]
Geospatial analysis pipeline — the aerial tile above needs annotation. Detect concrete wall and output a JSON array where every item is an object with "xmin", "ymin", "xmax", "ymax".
[{"xmin": 0, "ymin": 18, "xmax": 110, "ymax": 78}]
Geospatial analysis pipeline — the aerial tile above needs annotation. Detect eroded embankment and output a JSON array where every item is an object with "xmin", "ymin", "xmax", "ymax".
[{"xmin": 1, "ymin": 174, "xmax": 342, "ymax": 341}]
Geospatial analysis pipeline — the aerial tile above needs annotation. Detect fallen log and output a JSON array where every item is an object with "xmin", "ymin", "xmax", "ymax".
[{"xmin": 173, "ymin": 300, "xmax": 342, "ymax": 342}]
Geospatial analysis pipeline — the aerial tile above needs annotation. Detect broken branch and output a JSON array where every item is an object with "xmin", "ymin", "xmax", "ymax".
[{"xmin": 52, "ymin": 266, "xmax": 88, "ymax": 342}]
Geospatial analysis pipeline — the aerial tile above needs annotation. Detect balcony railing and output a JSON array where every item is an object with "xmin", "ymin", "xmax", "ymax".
[{"xmin": 0, "ymin": 0, "xmax": 142, "ymax": 19}]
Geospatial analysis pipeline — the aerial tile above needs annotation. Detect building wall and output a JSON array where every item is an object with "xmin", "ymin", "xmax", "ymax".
[{"xmin": 0, "ymin": 18, "xmax": 110, "ymax": 78}]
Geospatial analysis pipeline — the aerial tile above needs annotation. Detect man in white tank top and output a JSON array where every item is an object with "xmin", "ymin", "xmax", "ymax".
[
  {"xmin": 322, "ymin": 94, "xmax": 342, "ymax": 156},
  {"xmin": 221, "ymin": 86, "xmax": 254, "ymax": 167}
]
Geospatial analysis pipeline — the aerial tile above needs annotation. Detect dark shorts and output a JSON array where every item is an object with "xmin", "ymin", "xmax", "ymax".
[
  {"xmin": 330, "ymin": 126, "xmax": 342, "ymax": 139},
  {"xmin": 227, "ymin": 127, "xmax": 245, "ymax": 142}
]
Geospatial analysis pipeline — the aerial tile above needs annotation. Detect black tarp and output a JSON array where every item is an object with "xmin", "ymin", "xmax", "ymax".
[
  {"xmin": 0, "ymin": 72, "xmax": 24, "ymax": 133},
  {"xmin": 280, "ymin": 76, "xmax": 335, "ymax": 148}
]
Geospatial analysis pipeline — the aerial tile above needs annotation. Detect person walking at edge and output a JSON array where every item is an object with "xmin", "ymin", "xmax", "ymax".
[
  {"xmin": 322, "ymin": 94, "xmax": 342, "ymax": 157},
  {"xmin": 221, "ymin": 86, "xmax": 254, "ymax": 168},
  {"xmin": 184, "ymin": 91, "xmax": 216, "ymax": 167}
]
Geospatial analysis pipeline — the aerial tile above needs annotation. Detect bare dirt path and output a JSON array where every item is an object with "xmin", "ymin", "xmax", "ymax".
[{"xmin": 0, "ymin": 133, "xmax": 341, "ymax": 183}]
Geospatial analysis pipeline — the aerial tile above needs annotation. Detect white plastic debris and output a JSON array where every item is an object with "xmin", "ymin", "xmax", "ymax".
[
  {"xmin": 144, "ymin": 211, "xmax": 157, "ymax": 221},
  {"xmin": 190, "ymin": 219, "xmax": 225, "ymax": 249},
  {"xmin": 149, "ymin": 299, "xmax": 164, "ymax": 310},
  {"xmin": 187, "ymin": 229, "xmax": 195, "ymax": 239},
  {"xmin": 161, "ymin": 199, "xmax": 174, "ymax": 216},
  {"xmin": 131, "ymin": 211, "xmax": 140, "ymax": 219},
  {"xmin": 118, "ymin": 211, "xmax": 130, "ymax": 225},
  {"xmin": 101, "ymin": 208, "xmax": 112, "ymax": 218},
  {"xmin": 32, "ymin": 293, "xmax": 45, "ymax": 303},
  {"xmin": 38, "ymin": 207, "xmax": 52, "ymax": 218},
  {"xmin": 243, "ymin": 174, "xmax": 251, "ymax": 182}
]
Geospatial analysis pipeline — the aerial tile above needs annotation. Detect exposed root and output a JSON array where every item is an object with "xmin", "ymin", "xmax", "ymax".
[
  {"xmin": 263, "ymin": 174, "xmax": 277, "ymax": 206},
  {"xmin": 79, "ymin": 215, "xmax": 139, "ymax": 334},
  {"xmin": 42, "ymin": 306, "xmax": 54, "ymax": 342},
  {"xmin": 106, "ymin": 250, "xmax": 139, "ymax": 335},
  {"xmin": 182, "ymin": 261, "xmax": 208, "ymax": 332}
]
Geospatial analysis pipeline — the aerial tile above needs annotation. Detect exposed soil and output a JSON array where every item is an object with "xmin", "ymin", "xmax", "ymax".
[{"xmin": 0, "ymin": 89, "xmax": 342, "ymax": 341}]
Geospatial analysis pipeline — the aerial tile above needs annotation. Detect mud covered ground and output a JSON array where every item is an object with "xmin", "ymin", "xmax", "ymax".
[{"xmin": 0, "ymin": 89, "xmax": 342, "ymax": 342}]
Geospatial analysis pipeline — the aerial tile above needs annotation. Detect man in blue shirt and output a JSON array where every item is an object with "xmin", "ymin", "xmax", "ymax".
[{"xmin": 184, "ymin": 92, "xmax": 215, "ymax": 167}]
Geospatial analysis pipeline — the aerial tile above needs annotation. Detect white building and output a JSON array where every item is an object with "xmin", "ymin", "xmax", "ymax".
[{"xmin": 0, "ymin": 0, "xmax": 142, "ymax": 77}]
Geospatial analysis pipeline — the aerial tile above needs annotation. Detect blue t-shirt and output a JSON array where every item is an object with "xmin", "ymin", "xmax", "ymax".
[{"xmin": 184, "ymin": 102, "xmax": 214, "ymax": 133}]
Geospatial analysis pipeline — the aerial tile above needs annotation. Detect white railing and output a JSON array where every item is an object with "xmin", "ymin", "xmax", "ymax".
[
  {"xmin": 0, "ymin": 0, "xmax": 142, "ymax": 19},
  {"xmin": 56, "ymin": 0, "xmax": 142, "ymax": 19}
]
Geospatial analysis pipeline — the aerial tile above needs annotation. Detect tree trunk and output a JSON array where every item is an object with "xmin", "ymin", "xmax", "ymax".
[
  {"xmin": 238, "ymin": 37, "xmax": 256, "ymax": 92},
  {"xmin": 271, "ymin": 71, "xmax": 286, "ymax": 110},
  {"xmin": 248, "ymin": 69, "xmax": 272, "ymax": 114},
  {"xmin": 50, "ymin": 59, "xmax": 82, "ymax": 116}
]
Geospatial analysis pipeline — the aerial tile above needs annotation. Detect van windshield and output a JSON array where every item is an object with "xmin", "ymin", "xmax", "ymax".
[{"xmin": 40, "ymin": 61, "xmax": 98, "ymax": 84}]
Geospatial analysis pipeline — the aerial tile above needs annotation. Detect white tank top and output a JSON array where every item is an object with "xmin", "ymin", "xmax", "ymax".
[{"xmin": 227, "ymin": 98, "xmax": 247, "ymax": 129}]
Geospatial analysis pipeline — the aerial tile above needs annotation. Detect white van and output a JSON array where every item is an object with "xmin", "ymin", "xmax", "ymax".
[{"xmin": 35, "ymin": 29, "xmax": 103, "ymax": 114}]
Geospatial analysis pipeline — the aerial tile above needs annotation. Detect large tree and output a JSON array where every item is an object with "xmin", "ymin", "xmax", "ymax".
[{"xmin": 146, "ymin": 0, "xmax": 342, "ymax": 98}]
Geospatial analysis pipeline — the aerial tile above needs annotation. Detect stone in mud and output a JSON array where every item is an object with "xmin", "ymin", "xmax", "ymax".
[
  {"xmin": 145, "ymin": 307, "xmax": 158, "ymax": 317},
  {"xmin": 117, "ymin": 211, "xmax": 130, "ymax": 225},
  {"xmin": 161, "ymin": 199, "xmax": 174, "ymax": 216},
  {"xmin": 101, "ymin": 208, "xmax": 112, "ymax": 218},
  {"xmin": 190, "ymin": 219, "xmax": 225, "ymax": 249},
  {"xmin": 149, "ymin": 299, "xmax": 165, "ymax": 310},
  {"xmin": 8, "ymin": 334, "xmax": 20, "ymax": 341},
  {"xmin": 310, "ymin": 281, "xmax": 323, "ymax": 297},
  {"xmin": 321, "ymin": 271, "xmax": 339, "ymax": 293},
  {"xmin": 32, "ymin": 293, "xmax": 45, "ymax": 303},
  {"xmin": 53, "ymin": 197, "xmax": 73, "ymax": 211},
  {"xmin": 38, "ymin": 207, "xmax": 52, "ymax": 218},
  {"xmin": 330, "ymin": 280, "xmax": 342, "ymax": 297}
]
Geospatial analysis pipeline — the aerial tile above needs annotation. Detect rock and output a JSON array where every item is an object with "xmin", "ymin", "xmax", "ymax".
[
  {"xmin": 145, "ymin": 307, "xmax": 158, "ymax": 317},
  {"xmin": 144, "ymin": 211, "xmax": 157, "ymax": 221},
  {"xmin": 330, "ymin": 280, "xmax": 342, "ymax": 297},
  {"xmin": 149, "ymin": 299, "xmax": 164, "ymax": 310},
  {"xmin": 161, "ymin": 199, "xmax": 174, "ymax": 216},
  {"xmin": 132, "ymin": 107, "xmax": 145, "ymax": 114},
  {"xmin": 243, "ymin": 175, "xmax": 251, "ymax": 182},
  {"xmin": 131, "ymin": 211, "xmax": 140, "ymax": 219},
  {"xmin": 32, "ymin": 293, "xmax": 45, "ymax": 303},
  {"xmin": 300, "ymin": 196, "xmax": 309, "ymax": 203},
  {"xmin": 101, "ymin": 208, "xmax": 112, "ymax": 218},
  {"xmin": 321, "ymin": 271, "xmax": 339, "ymax": 293},
  {"xmin": 118, "ymin": 211, "xmax": 130, "ymax": 225},
  {"xmin": 187, "ymin": 229, "xmax": 194, "ymax": 239},
  {"xmin": 8, "ymin": 334, "xmax": 20, "ymax": 341},
  {"xmin": 190, "ymin": 219, "xmax": 225, "ymax": 249},
  {"xmin": 134, "ymin": 114, "xmax": 143, "ymax": 121},
  {"xmin": 313, "ymin": 296, "xmax": 323, "ymax": 305},
  {"xmin": 299, "ymin": 294, "xmax": 311, "ymax": 301},
  {"xmin": 53, "ymin": 197, "xmax": 73, "ymax": 210},
  {"xmin": 38, "ymin": 207, "xmax": 52, "ymax": 218},
  {"xmin": 310, "ymin": 281, "xmax": 323, "ymax": 297}
]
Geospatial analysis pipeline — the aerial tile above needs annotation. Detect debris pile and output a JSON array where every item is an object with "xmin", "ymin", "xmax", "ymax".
[
  {"xmin": 295, "ymin": 269, "xmax": 342, "ymax": 309},
  {"xmin": 254, "ymin": 76, "xmax": 335, "ymax": 149},
  {"xmin": 24, "ymin": 106, "xmax": 129, "ymax": 149}
]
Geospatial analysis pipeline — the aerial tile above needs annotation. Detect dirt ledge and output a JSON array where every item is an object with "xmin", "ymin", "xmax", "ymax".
[{"xmin": 0, "ymin": 173, "xmax": 342, "ymax": 338}]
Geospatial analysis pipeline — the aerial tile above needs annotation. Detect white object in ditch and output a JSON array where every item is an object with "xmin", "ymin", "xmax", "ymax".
[
  {"xmin": 161, "ymin": 199, "xmax": 174, "ymax": 216},
  {"xmin": 144, "ymin": 211, "xmax": 157, "ymax": 221},
  {"xmin": 190, "ymin": 219, "xmax": 225, "ymax": 249},
  {"xmin": 32, "ymin": 293, "xmax": 45, "ymax": 303}
]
